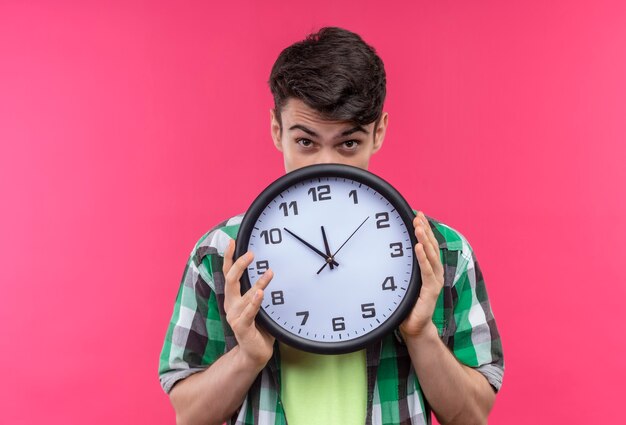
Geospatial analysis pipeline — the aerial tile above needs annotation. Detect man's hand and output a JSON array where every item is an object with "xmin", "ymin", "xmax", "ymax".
[
  {"xmin": 400, "ymin": 211, "xmax": 445, "ymax": 339},
  {"xmin": 223, "ymin": 239, "xmax": 275, "ymax": 370},
  {"xmin": 399, "ymin": 212, "xmax": 494, "ymax": 425},
  {"xmin": 169, "ymin": 241, "xmax": 277, "ymax": 425}
]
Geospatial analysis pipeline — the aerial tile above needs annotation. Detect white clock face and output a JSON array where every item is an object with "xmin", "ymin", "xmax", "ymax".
[{"xmin": 242, "ymin": 169, "xmax": 417, "ymax": 352}]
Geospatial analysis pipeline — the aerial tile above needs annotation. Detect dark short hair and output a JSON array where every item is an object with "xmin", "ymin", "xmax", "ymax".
[{"xmin": 269, "ymin": 27, "xmax": 386, "ymax": 127}]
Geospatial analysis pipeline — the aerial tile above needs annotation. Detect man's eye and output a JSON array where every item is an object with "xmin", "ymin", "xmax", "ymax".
[
  {"xmin": 342, "ymin": 140, "xmax": 359, "ymax": 149},
  {"xmin": 297, "ymin": 139, "xmax": 313, "ymax": 147}
]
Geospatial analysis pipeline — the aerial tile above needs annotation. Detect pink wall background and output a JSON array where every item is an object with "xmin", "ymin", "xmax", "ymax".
[{"xmin": 1, "ymin": 1, "xmax": 625, "ymax": 423}]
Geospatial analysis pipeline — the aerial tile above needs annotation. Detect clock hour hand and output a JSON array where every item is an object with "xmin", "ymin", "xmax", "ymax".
[
  {"xmin": 317, "ymin": 216, "xmax": 370, "ymax": 274},
  {"xmin": 283, "ymin": 227, "xmax": 340, "ymax": 267},
  {"xmin": 321, "ymin": 226, "xmax": 335, "ymax": 270}
]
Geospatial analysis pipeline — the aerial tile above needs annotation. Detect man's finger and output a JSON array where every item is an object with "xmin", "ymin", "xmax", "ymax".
[
  {"xmin": 419, "ymin": 212, "xmax": 444, "ymax": 276},
  {"xmin": 414, "ymin": 218, "xmax": 436, "ymax": 261},
  {"xmin": 226, "ymin": 251, "xmax": 254, "ymax": 285},
  {"xmin": 416, "ymin": 242, "xmax": 443, "ymax": 302},
  {"xmin": 419, "ymin": 212, "xmax": 440, "ymax": 256},
  {"xmin": 239, "ymin": 288, "xmax": 265, "ymax": 328},
  {"xmin": 414, "ymin": 213, "xmax": 440, "ymax": 270},
  {"xmin": 224, "ymin": 248, "xmax": 254, "ymax": 304},
  {"xmin": 223, "ymin": 239, "xmax": 235, "ymax": 274},
  {"xmin": 230, "ymin": 270, "xmax": 273, "ymax": 337},
  {"xmin": 415, "ymin": 243, "xmax": 435, "ymax": 279},
  {"xmin": 254, "ymin": 269, "xmax": 274, "ymax": 291},
  {"xmin": 241, "ymin": 269, "xmax": 274, "ymax": 304}
]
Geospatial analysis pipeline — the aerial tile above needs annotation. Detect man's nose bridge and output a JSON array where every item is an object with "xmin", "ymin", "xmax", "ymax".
[{"xmin": 318, "ymin": 148, "xmax": 337, "ymax": 164}]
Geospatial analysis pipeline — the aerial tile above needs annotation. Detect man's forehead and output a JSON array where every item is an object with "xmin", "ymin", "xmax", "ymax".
[
  {"xmin": 281, "ymin": 99, "xmax": 344, "ymax": 124},
  {"xmin": 280, "ymin": 98, "xmax": 371, "ymax": 132}
]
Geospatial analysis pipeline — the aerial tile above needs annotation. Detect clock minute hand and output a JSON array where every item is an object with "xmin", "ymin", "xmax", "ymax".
[
  {"xmin": 283, "ymin": 228, "xmax": 340, "ymax": 267},
  {"xmin": 317, "ymin": 216, "xmax": 370, "ymax": 274}
]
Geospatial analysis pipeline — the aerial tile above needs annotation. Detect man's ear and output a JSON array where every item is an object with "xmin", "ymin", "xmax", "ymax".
[
  {"xmin": 372, "ymin": 112, "xmax": 388, "ymax": 153},
  {"xmin": 270, "ymin": 109, "xmax": 283, "ymax": 152}
]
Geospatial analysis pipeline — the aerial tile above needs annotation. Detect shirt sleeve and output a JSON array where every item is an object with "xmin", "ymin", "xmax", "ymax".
[
  {"xmin": 445, "ymin": 241, "xmax": 505, "ymax": 392},
  {"xmin": 158, "ymin": 246, "xmax": 227, "ymax": 394}
]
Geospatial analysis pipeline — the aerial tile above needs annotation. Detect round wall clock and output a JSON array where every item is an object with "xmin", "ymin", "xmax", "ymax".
[{"xmin": 235, "ymin": 164, "xmax": 420, "ymax": 354}]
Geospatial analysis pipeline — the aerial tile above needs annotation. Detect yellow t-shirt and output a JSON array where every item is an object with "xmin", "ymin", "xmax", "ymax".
[{"xmin": 279, "ymin": 343, "xmax": 367, "ymax": 425}]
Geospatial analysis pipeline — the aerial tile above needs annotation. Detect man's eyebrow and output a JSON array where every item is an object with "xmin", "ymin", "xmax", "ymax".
[
  {"xmin": 288, "ymin": 125, "xmax": 319, "ymax": 137},
  {"xmin": 288, "ymin": 124, "xmax": 369, "ymax": 138},
  {"xmin": 338, "ymin": 126, "xmax": 369, "ymax": 138}
]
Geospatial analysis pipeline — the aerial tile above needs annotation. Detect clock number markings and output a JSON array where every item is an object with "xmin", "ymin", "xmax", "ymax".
[
  {"xmin": 375, "ymin": 212, "xmax": 390, "ymax": 229},
  {"xmin": 308, "ymin": 184, "xmax": 331, "ymax": 202},
  {"xmin": 279, "ymin": 201, "xmax": 299, "ymax": 216},
  {"xmin": 332, "ymin": 317, "xmax": 346, "ymax": 332},
  {"xmin": 348, "ymin": 189, "xmax": 359, "ymax": 204},
  {"xmin": 259, "ymin": 228, "xmax": 282, "ymax": 245},
  {"xmin": 255, "ymin": 260, "xmax": 269, "ymax": 275},
  {"xmin": 382, "ymin": 276, "xmax": 397, "ymax": 291},
  {"xmin": 296, "ymin": 311, "xmax": 309, "ymax": 326},
  {"xmin": 389, "ymin": 242, "xmax": 404, "ymax": 258},
  {"xmin": 271, "ymin": 290, "xmax": 285, "ymax": 305},
  {"xmin": 361, "ymin": 303, "xmax": 376, "ymax": 318}
]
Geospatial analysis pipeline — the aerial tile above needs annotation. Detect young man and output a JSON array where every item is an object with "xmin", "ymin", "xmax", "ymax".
[{"xmin": 159, "ymin": 27, "xmax": 504, "ymax": 425}]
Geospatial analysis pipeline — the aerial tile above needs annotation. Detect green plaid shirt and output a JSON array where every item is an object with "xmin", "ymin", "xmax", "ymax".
[{"xmin": 159, "ymin": 213, "xmax": 504, "ymax": 425}]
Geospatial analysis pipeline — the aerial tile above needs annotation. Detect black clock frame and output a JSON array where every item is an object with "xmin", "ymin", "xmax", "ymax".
[{"xmin": 235, "ymin": 163, "xmax": 421, "ymax": 354}]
